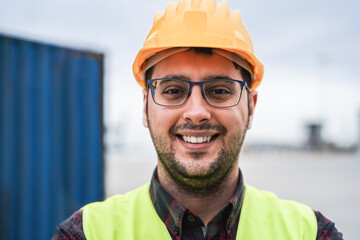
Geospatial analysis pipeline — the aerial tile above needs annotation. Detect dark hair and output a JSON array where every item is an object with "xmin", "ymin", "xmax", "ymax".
[{"xmin": 145, "ymin": 47, "xmax": 252, "ymax": 89}]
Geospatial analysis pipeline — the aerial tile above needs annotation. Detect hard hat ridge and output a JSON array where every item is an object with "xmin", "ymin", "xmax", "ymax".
[
  {"xmin": 217, "ymin": 1, "xmax": 230, "ymax": 18},
  {"xmin": 190, "ymin": 0, "xmax": 202, "ymax": 9},
  {"xmin": 206, "ymin": 0, "xmax": 217, "ymax": 13}
]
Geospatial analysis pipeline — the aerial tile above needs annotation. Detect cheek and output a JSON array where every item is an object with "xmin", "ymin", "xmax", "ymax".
[
  {"xmin": 147, "ymin": 104, "xmax": 179, "ymax": 132},
  {"xmin": 217, "ymin": 106, "xmax": 248, "ymax": 131}
]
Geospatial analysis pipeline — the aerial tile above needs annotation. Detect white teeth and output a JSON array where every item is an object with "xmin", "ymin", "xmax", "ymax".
[{"xmin": 181, "ymin": 135, "xmax": 212, "ymax": 143}]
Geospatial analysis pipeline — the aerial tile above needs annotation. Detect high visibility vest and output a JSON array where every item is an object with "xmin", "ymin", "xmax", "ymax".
[{"xmin": 82, "ymin": 183, "xmax": 317, "ymax": 240}]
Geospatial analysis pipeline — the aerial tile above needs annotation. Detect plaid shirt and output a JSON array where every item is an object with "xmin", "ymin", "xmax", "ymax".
[{"xmin": 53, "ymin": 169, "xmax": 343, "ymax": 240}]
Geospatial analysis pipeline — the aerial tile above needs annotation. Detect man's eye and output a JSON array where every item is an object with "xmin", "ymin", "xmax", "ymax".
[
  {"xmin": 163, "ymin": 88, "xmax": 183, "ymax": 95},
  {"xmin": 212, "ymin": 89, "xmax": 230, "ymax": 95},
  {"xmin": 208, "ymin": 88, "xmax": 231, "ymax": 95}
]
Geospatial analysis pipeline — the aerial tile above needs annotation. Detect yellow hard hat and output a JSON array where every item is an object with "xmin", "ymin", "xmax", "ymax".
[{"xmin": 133, "ymin": 0, "xmax": 264, "ymax": 91}]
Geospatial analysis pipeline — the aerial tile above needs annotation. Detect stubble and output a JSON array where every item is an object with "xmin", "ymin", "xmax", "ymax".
[{"xmin": 148, "ymin": 121, "xmax": 248, "ymax": 196}]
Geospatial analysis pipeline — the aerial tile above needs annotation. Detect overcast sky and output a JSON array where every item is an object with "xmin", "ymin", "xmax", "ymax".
[{"xmin": 1, "ymin": 0, "xmax": 359, "ymax": 151}]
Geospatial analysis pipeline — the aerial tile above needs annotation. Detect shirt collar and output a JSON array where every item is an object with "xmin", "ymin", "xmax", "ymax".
[{"xmin": 149, "ymin": 167, "xmax": 245, "ymax": 237}]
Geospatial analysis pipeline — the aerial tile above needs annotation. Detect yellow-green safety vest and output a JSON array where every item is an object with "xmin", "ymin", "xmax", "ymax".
[{"xmin": 82, "ymin": 183, "xmax": 317, "ymax": 240}]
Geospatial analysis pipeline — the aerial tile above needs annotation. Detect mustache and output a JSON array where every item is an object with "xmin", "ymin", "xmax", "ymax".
[{"xmin": 170, "ymin": 122, "xmax": 227, "ymax": 135}]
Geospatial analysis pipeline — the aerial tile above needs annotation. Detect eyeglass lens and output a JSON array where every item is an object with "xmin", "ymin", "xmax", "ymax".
[{"xmin": 151, "ymin": 79, "xmax": 243, "ymax": 107}]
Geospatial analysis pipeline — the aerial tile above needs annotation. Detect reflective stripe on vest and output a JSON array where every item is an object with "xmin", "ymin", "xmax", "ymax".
[{"xmin": 82, "ymin": 183, "xmax": 317, "ymax": 240}]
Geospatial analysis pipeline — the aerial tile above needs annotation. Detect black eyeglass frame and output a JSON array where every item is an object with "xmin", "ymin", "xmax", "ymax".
[{"xmin": 147, "ymin": 78, "xmax": 249, "ymax": 108}]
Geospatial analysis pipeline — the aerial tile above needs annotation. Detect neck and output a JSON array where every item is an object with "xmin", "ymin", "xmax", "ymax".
[{"xmin": 157, "ymin": 164, "xmax": 239, "ymax": 225}]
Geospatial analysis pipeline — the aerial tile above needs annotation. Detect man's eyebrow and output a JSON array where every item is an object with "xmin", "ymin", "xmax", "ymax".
[
  {"xmin": 158, "ymin": 79, "xmax": 177, "ymax": 86},
  {"xmin": 203, "ymin": 75, "xmax": 237, "ymax": 81},
  {"xmin": 162, "ymin": 74, "xmax": 237, "ymax": 81},
  {"xmin": 162, "ymin": 74, "xmax": 191, "ymax": 81}
]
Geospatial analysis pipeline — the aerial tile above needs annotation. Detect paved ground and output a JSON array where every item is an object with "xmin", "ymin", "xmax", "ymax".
[{"xmin": 105, "ymin": 150, "xmax": 360, "ymax": 239}]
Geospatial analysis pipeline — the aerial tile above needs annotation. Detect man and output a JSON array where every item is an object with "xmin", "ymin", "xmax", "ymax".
[{"xmin": 53, "ymin": 0, "xmax": 343, "ymax": 239}]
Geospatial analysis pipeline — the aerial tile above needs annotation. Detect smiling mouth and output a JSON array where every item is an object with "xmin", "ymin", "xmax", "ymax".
[{"xmin": 177, "ymin": 135, "xmax": 219, "ymax": 144}]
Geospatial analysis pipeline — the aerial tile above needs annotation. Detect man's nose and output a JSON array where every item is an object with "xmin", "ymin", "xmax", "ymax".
[{"xmin": 182, "ymin": 86, "xmax": 211, "ymax": 125}]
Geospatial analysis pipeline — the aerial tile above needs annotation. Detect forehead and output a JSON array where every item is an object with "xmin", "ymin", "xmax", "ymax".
[{"xmin": 152, "ymin": 51, "xmax": 242, "ymax": 81}]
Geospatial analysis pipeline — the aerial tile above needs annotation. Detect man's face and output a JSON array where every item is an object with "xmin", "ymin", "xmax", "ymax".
[{"xmin": 143, "ymin": 51, "xmax": 257, "ymax": 194}]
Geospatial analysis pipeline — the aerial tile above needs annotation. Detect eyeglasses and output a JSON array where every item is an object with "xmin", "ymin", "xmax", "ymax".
[{"xmin": 147, "ymin": 78, "xmax": 249, "ymax": 108}]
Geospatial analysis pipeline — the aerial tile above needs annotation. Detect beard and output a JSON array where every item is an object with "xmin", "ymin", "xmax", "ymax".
[{"xmin": 148, "ymin": 120, "xmax": 248, "ymax": 196}]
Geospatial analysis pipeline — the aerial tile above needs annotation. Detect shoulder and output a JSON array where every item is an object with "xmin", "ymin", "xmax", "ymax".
[
  {"xmin": 315, "ymin": 211, "xmax": 343, "ymax": 240},
  {"xmin": 244, "ymin": 185, "xmax": 343, "ymax": 240},
  {"xmin": 81, "ymin": 183, "xmax": 153, "ymax": 232},
  {"xmin": 244, "ymin": 184, "xmax": 315, "ymax": 217},
  {"xmin": 82, "ymin": 182, "xmax": 151, "ymax": 214},
  {"xmin": 53, "ymin": 183, "xmax": 151, "ymax": 240},
  {"xmin": 242, "ymin": 184, "xmax": 317, "ymax": 239},
  {"xmin": 52, "ymin": 210, "xmax": 86, "ymax": 240}
]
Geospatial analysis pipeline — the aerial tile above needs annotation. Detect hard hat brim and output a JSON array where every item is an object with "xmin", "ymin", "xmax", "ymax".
[{"xmin": 133, "ymin": 45, "xmax": 263, "ymax": 92}]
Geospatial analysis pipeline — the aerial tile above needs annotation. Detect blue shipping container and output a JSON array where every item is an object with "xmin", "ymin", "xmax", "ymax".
[{"xmin": 0, "ymin": 33, "xmax": 104, "ymax": 240}]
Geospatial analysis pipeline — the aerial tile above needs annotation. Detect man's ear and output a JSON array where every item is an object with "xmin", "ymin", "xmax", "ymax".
[
  {"xmin": 247, "ymin": 90, "xmax": 258, "ymax": 130},
  {"xmin": 143, "ymin": 88, "xmax": 149, "ymax": 128}
]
